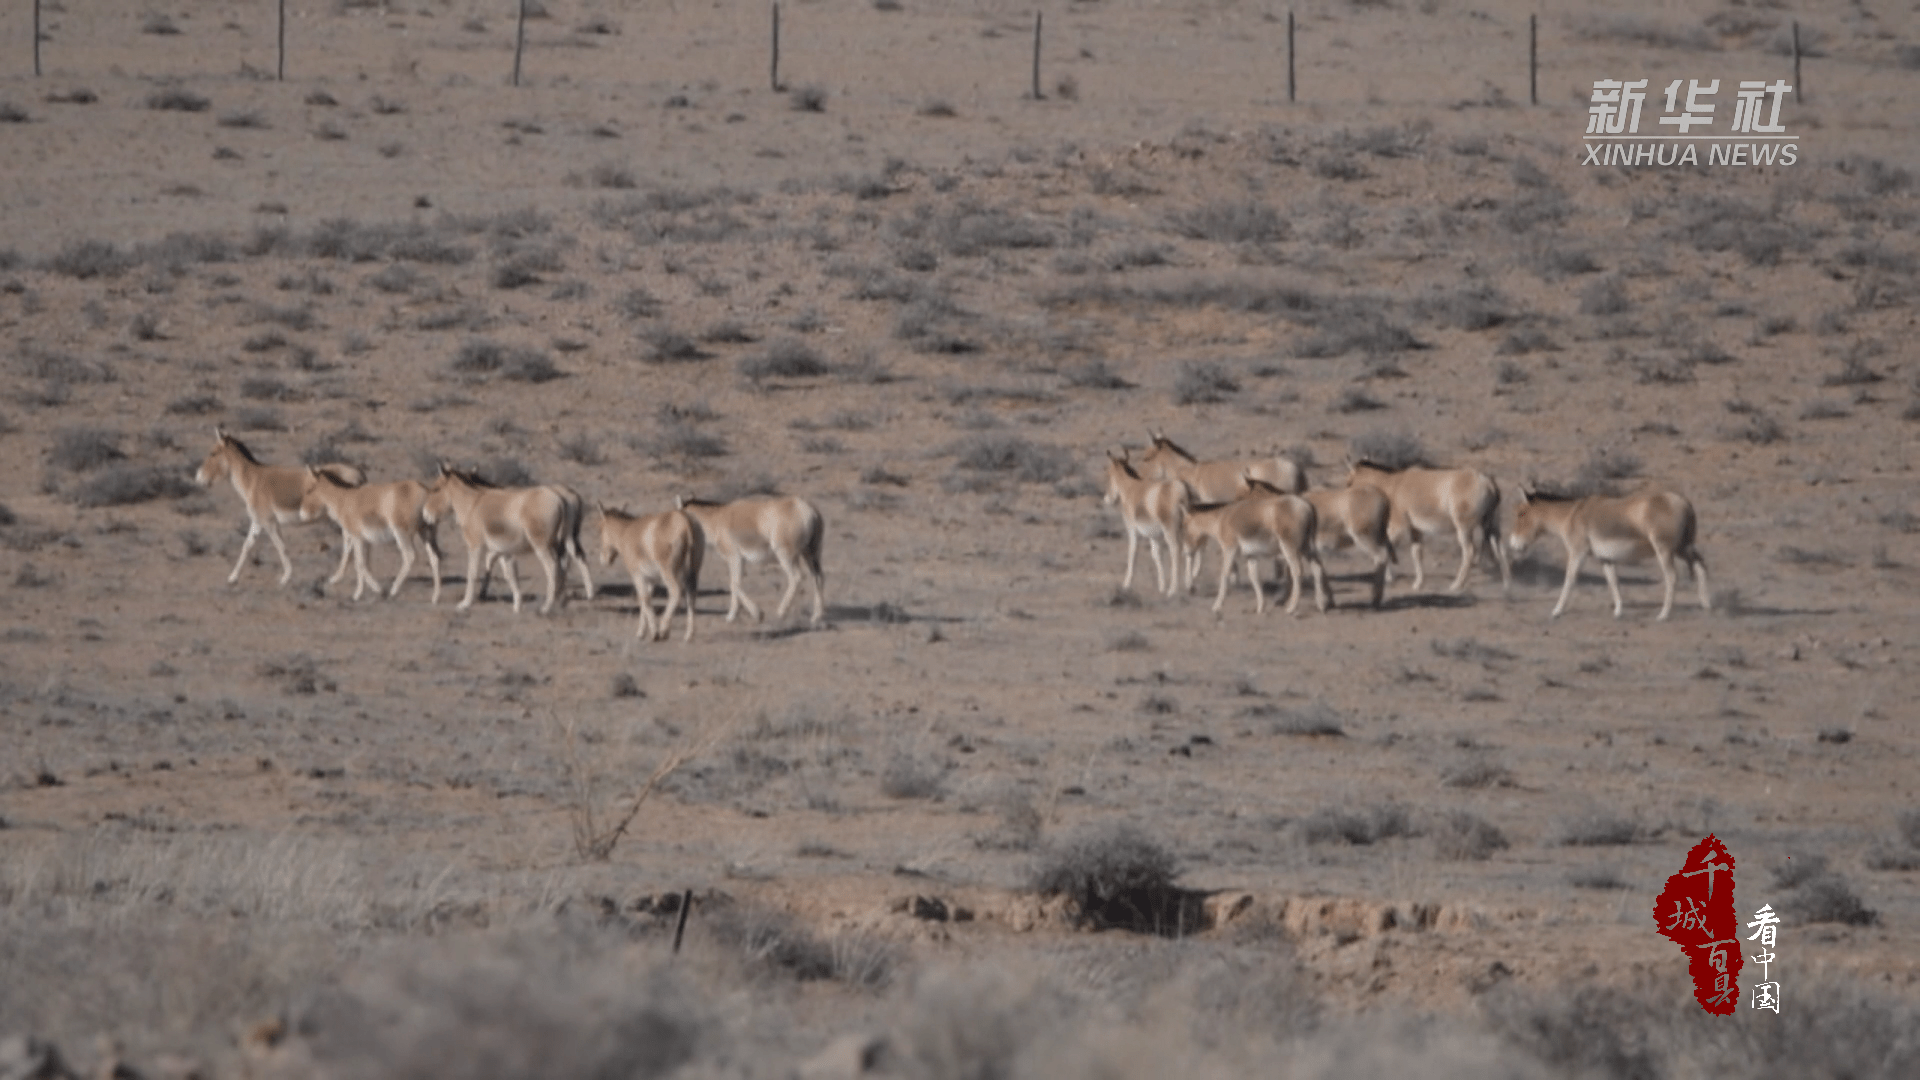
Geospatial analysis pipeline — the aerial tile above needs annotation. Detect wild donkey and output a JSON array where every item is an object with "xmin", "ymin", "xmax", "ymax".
[
  {"xmin": 298, "ymin": 467, "xmax": 442, "ymax": 603},
  {"xmin": 674, "ymin": 495, "xmax": 825, "ymax": 626},
  {"xmin": 194, "ymin": 428, "xmax": 363, "ymax": 586},
  {"xmin": 1181, "ymin": 483, "xmax": 1329, "ymax": 616},
  {"xmin": 1507, "ymin": 489, "xmax": 1710, "ymax": 621},
  {"xmin": 1345, "ymin": 460, "xmax": 1510, "ymax": 595},
  {"xmin": 423, "ymin": 465, "xmax": 593, "ymax": 614},
  {"xmin": 1103, "ymin": 450, "xmax": 1187, "ymax": 597},
  {"xmin": 1138, "ymin": 431, "xmax": 1305, "ymax": 501},
  {"xmin": 598, "ymin": 504, "xmax": 703, "ymax": 641}
]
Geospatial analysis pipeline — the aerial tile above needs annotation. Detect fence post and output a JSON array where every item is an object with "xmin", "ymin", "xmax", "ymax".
[
  {"xmin": 1529, "ymin": 15, "xmax": 1537, "ymax": 106},
  {"xmin": 671, "ymin": 888, "xmax": 694, "ymax": 955},
  {"xmin": 278, "ymin": 0, "xmax": 287, "ymax": 81},
  {"xmin": 1032, "ymin": 13, "xmax": 1043, "ymax": 99},
  {"xmin": 1791, "ymin": 20, "xmax": 1801, "ymax": 102},
  {"xmin": 512, "ymin": 0, "xmax": 527, "ymax": 86},
  {"xmin": 771, "ymin": 3, "xmax": 781, "ymax": 92},
  {"xmin": 33, "ymin": 0, "xmax": 42, "ymax": 78},
  {"xmin": 1287, "ymin": 10, "xmax": 1295, "ymax": 104}
]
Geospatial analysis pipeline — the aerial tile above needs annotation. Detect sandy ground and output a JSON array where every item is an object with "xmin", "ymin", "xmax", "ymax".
[{"xmin": 1, "ymin": 0, "xmax": 1918, "ymax": 1072}]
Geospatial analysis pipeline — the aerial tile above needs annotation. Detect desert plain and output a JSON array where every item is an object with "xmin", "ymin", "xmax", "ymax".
[{"xmin": 1, "ymin": 0, "xmax": 1918, "ymax": 1076}]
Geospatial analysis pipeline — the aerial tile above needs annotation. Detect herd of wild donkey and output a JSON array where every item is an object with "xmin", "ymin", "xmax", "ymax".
[{"xmin": 191, "ymin": 425, "xmax": 1712, "ymax": 640}]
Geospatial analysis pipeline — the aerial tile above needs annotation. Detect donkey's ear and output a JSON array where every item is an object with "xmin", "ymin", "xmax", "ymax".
[
  {"xmin": 214, "ymin": 426, "xmax": 228, "ymax": 441},
  {"xmin": 673, "ymin": 494, "xmax": 687, "ymax": 509}
]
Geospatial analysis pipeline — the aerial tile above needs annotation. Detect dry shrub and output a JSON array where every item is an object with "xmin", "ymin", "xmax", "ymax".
[
  {"xmin": 71, "ymin": 466, "xmax": 196, "ymax": 508},
  {"xmin": 298, "ymin": 930, "xmax": 704, "ymax": 1079},
  {"xmin": 1030, "ymin": 823, "xmax": 1183, "ymax": 931},
  {"xmin": 948, "ymin": 435, "xmax": 1075, "ymax": 484},
  {"xmin": 1298, "ymin": 803, "xmax": 1414, "ymax": 846},
  {"xmin": 1431, "ymin": 811, "xmax": 1509, "ymax": 861}
]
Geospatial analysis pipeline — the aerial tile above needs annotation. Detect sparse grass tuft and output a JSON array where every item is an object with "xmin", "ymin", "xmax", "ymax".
[
  {"xmin": 1568, "ymin": 866, "xmax": 1634, "ymax": 890},
  {"xmin": 1298, "ymin": 803, "xmax": 1415, "ymax": 846},
  {"xmin": 642, "ymin": 327, "xmax": 713, "ymax": 365},
  {"xmin": 448, "ymin": 339, "xmax": 563, "ymax": 383},
  {"xmin": 44, "ymin": 239, "xmax": 131, "ymax": 280},
  {"xmin": 1171, "ymin": 361, "xmax": 1240, "ymax": 406},
  {"xmin": 880, "ymin": 753, "xmax": 947, "ymax": 800},
  {"xmin": 71, "ymin": 466, "xmax": 196, "ymax": 508},
  {"xmin": 1432, "ymin": 811, "xmax": 1509, "ymax": 861},
  {"xmin": 1552, "ymin": 812, "xmax": 1639, "ymax": 846},
  {"xmin": 1441, "ymin": 755, "xmax": 1514, "ymax": 789},
  {"xmin": 949, "ymin": 435, "xmax": 1075, "ymax": 484},
  {"xmin": 1578, "ymin": 276, "xmax": 1630, "ymax": 316},
  {"xmin": 790, "ymin": 85, "xmax": 829, "ymax": 113},
  {"xmin": 1254, "ymin": 701, "xmax": 1346, "ymax": 737},
  {"xmin": 1169, "ymin": 201, "xmax": 1289, "ymax": 245},
  {"xmin": 738, "ymin": 339, "xmax": 828, "ymax": 383},
  {"xmin": 1348, "ymin": 429, "xmax": 1428, "ymax": 471},
  {"xmin": 146, "ymin": 87, "xmax": 211, "ymax": 113},
  {"xmin": 49, "ymin": 428, "xmax": 125, "ymax": 472},
  {"xmin": 1030, "ymin": 823, "xmax": 1182, "ymax": 931}
]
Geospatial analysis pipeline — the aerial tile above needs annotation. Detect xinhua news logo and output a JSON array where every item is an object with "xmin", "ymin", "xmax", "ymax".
[{"xmin": 1585, "ymin": 79, "xmax": 1798, "ymax": 168}]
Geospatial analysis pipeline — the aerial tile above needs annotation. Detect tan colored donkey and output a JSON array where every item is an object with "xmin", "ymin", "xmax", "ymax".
[
  {"xmin": 1103, "ymin": 451, "xmax": 1188, "ymax": 597},
  {"xmin": 1138, "ymin": 431, "xmax": 1306, "ymax": 502},
  {"xmin": 597, "ymin": 504, "xmax": 703, "ymax": 641},
  {"xmin": 674, "ymin": 495, "xmax": 825, "ymax": 626},
  {"xmin": 1507, "ymin": 489, "xmax": 1710, "ymax": 621},
  {"xmin": 1189, "ymin": 477, "xmax": 1396, "ymax": 608},
  {"xmin": 1180, "ymin": 491, "xmax": 1329, "ymax": 615},
  {"xmin": 193, "ymin": 428, "xmax": 364, "ymax": 586},
  {"xmin": 298, "ymin": 467, "xmax": 442, "ymax": 603},
  {"xmin": 1300, "ymin": 484, "xmax": 1397, "ymax": 608},
  {"xmin": 1345, "ymin": 460, "xmax": 1510, "ymax": 595},
  {"xmin": 423, "ymin": 466, "xmax": 594, "ymax": 614}
]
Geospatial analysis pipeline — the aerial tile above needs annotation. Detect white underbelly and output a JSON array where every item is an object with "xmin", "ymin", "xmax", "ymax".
[{"xmin": 1590, "ymin": 534, "xmax": 1652, "ymax": 563}]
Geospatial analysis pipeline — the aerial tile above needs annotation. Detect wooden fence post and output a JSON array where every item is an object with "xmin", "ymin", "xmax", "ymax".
[
  {"xmin": 1032, "ymin": 13, "xmax": 1043, "ymax": 99},
  {"xmin": 513, "ymin": 0, "xmax": 527, "ymax": 87},
  {"xmin": 278, "ymin": 0, "xmax": 287, "ymax": 81},
  {"xmin": 771, "ymin": 3, "xmax": 781, "ymax": 92},
  {"xmin": 1287, "ymin": 10, "xmax": 1295, "ymax": 104},
  {"xmin": 672, "ymin": 889, "xmax": 694, "ymax": 955},
  {"xmin": 1529, "ymin": 15, "xmax": 1537, "ymax": 106},
  {"xmin": 34, "ymin": 0, "xmax": 42, "ymax": 78}
]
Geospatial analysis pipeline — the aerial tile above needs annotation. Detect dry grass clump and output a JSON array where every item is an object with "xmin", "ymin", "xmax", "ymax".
[
  {"xmin": 1485, "ymin": 978, "xmax": 1920, "ymax": 1078},
  {"xmin": 49, "ymin": 428, "xmax": 125, "ymax": 473},
  {"xmin": 1440, "ymin": 754, "xmax": 1514, "ymax": 789},
  {"xmin": 1550, "ymin": 812, "xmax": 1639, "ymax": 846},
  {"xmin": 146, "ymin": 87, "xmax": 210, "ymax": 112},
  {"xmin": 43, "ymin": 239, "xmax": 132, "ymax": 280},
  {"xmin": 1245, "ymin": 701, "xmax": 1346, "ymax": 737},
  {"xmin": 880, "ymin": 752, "xmax": 948, "ymax": 800},
  {"xmin": 1297, "ymin": 802, "xmax": 1415, "ymax": 846},
  {"xmin": 448, "ymin": 339, "xmax": 563, "ymax": 384},
  {"xmin": 72, "ymin": 466, "xmax": 197, "ymax": 509},
  {"xmin": 1431, "ymin": 810, "xmax": 1509, "ymax": 861},
  {"xmin": 1029, "ymin": 823, "xmax": 1184, "ymax": 931},
  {"xmin": 1168, "ymin": 200, "xmax": 1289, "ymax": 245},
  {"xmin": 1347, "ymin": 429, "xmax": 1428, "ymax": 471},
  {"xmin": 297, "ymin": 930, "xmax": 705, "ymax": 1079},
  {"xmin": 1171, "ymin": 361, "xmax": 1240, "ymax": 406},
  {"xmin": 947, "ymin": 435, "xmax": 1075, "ymax": 485},
  {"xmin": 738, "ymin": 338, "xmax": 829, "ymax": 383}
]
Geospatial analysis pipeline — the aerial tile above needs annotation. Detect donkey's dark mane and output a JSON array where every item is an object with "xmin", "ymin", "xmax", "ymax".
[
  {"xmin": 221, "ymin": 434, "xmax": 262, "ymax": 465},
  {"xmin": 1149, "ymin": 434, "xmax": 1194, "ymax": 459}
]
